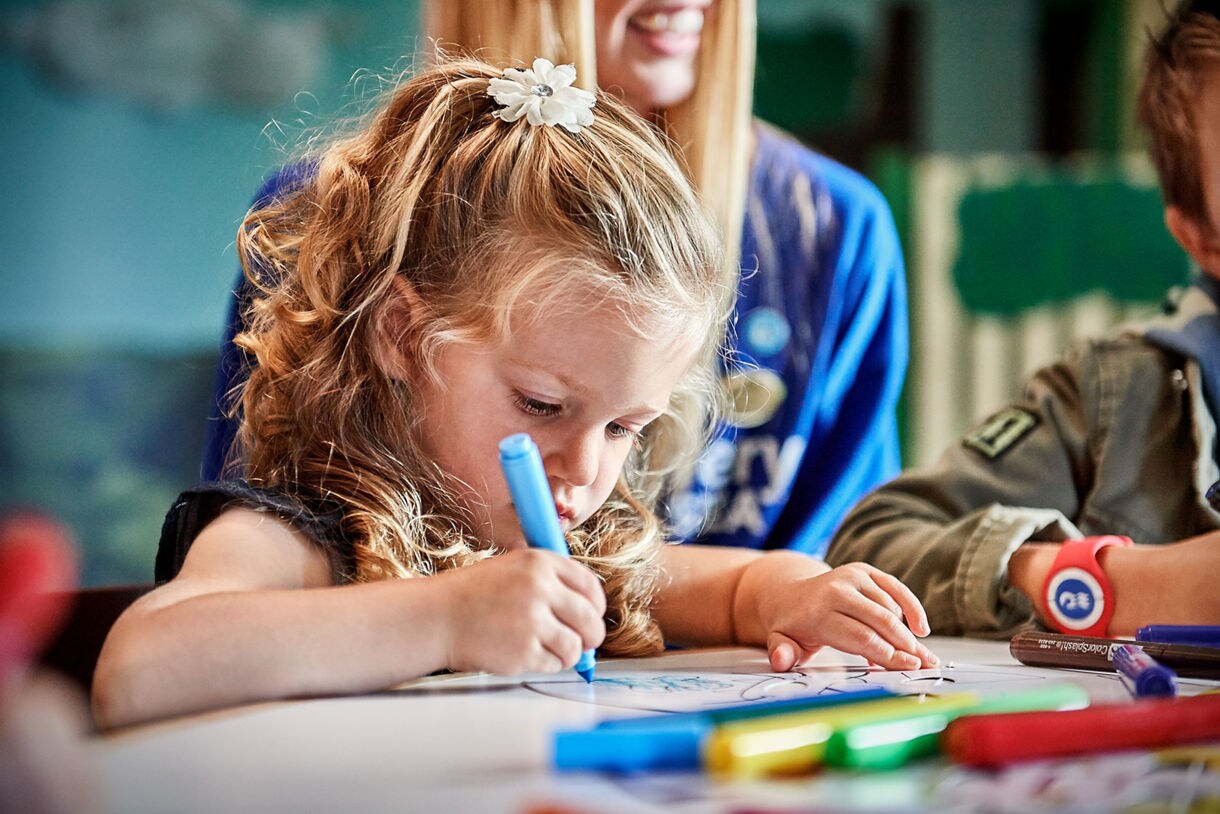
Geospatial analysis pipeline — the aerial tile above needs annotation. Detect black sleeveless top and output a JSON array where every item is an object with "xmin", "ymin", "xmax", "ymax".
[{"xmin": 155, "ymin": 480, "xmax": 355, "ymax": 584}]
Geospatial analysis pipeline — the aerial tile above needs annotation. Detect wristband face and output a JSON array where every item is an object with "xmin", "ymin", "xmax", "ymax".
[
  {"xmin": 1041, "ymin": 535, "xmax": 1133, "ymax": 637},
  {"xmin": 1045, "ymin": 566, "xmax": 1107, "ymax": 632}
]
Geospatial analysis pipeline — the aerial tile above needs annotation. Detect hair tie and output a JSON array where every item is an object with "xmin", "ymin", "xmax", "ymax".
[{"xmin": 487, "ymin": 57, "xmax": 595, "ymax": 133}]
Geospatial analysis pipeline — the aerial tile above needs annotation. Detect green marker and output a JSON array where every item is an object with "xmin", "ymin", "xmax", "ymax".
[
  {"xmin": 704, "ymin": 693, "xmax": 983, "ymax": 777},
  {"xmin": 823, "ymin": 683, "xmax": 1090, "ymax": 771}
]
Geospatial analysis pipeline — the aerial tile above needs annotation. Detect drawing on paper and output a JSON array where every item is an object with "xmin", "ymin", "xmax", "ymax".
[
  {"xmin": 390, "ymin": 648, "xmax": 1068, "ymax": 713},
  {"xmin": 524, "ymin": 662, "xmax": 1053, "ymax": 713}
]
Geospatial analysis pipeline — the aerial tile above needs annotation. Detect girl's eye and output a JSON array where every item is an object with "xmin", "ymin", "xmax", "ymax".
[
  {"xmin": 607, "ymin": 423, "xmax": 640, "ymax": 443},
  {"xmin": 514, "ymin": 391, "xmax": 641, "ymax": 445},
  {"xmin": 513, "ymin": 393, "xmax": 560, "ymax": 417}
]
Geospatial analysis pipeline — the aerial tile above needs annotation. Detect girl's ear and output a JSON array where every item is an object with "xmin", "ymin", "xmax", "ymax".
[
  {"xmin": 372, "ymin": 276, "xmax": 425, "ymax": 381},
  {"xmin": 1165, "ymin": 205, "xmax": 1220, "ymax": 273}
]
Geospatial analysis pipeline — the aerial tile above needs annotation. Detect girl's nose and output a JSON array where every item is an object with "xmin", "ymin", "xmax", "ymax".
[{"xmin": 543, "ymin": 430, "xmax": 601, "ymax": 489}]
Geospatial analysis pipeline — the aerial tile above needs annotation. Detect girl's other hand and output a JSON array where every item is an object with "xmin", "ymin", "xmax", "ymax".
[
  {"xmin": 759, "ymin": 562, "xmax": 938, "ymax": 673},
  {"xmin": 436, "ymin": 549, "xmax": 606, "ymax": 676}
]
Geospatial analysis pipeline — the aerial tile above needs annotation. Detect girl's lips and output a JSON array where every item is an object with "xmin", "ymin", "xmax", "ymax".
[
  {"xmin": 627, "ymin": 6, "xmax": 706, "ymax": 58},
  {"xmin": 555, "ymin": 503, "xmax": 578, "ymax": 530}
]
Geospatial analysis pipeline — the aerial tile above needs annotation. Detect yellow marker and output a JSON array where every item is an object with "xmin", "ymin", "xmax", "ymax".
[
  {"xmin": 1157, "ymin": 744, "xmax": 1220, "ymax": 770},
  {"xmin": 703, "ymin": 692, "xmax": 983, "ymax": 778}
]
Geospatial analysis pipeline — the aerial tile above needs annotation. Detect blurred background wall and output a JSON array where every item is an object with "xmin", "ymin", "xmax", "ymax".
[{"xmin": 0, "ymin": 0, "xmax": 1192, "ymax": 586}]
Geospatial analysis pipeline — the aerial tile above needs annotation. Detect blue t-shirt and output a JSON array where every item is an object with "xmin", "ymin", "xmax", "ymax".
[
  {"xmin": 201, "ymin": 125, "xmax": 908, "ymax": 557},
  {"xmin": 663, "ymin": 125, "xmax": 907, "ymax": 555}
]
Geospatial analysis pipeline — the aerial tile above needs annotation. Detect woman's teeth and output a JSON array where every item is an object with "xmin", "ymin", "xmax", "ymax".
[{"xmin": 633, "ymin": 8, "xmax": 705, "ymax": 36}]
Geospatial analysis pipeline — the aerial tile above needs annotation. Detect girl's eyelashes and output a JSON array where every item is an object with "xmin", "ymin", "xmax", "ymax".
[
  {"xmin": 512, "ymin": 391, "xmax": 643, "ymax": 444},
  {"xmin": 606, "ymin": 422, "xmax": 639, "ymax": 441},
  {"xmin": 512, "ymin": 392, "xmax": 560, "ymax": 417}
]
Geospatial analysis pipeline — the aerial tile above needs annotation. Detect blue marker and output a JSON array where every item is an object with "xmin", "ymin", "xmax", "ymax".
[
  {"xmin": 498, "ymin": 433, "xmax": 596, "ymax": 683},
  {"xmin": 1136, "ymin": 624, "xmax": 1220, "ymax": 649},
  {"xmin": 1113, "ymin": 643, "xmax": 1178, "ymax": 698}
]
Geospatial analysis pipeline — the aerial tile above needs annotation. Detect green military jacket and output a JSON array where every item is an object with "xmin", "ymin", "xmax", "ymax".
[{"xmin": 827, "ymin": 284, "xmax": 1220, "ymax": 637}]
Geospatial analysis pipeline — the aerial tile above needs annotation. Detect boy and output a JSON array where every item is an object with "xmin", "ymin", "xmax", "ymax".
[{"xmin": 826, "ymin": 0, "xmax": 1220, "ymax": 638}]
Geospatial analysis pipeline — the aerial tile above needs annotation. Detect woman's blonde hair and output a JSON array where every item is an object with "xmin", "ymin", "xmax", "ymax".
[
  {"xmin": 424, "ymin": 0, "xmax": 756, "ymax": 282},
  {"xmin": 235, "ymin": 58, "xmax": 731, "ymax": 656}
]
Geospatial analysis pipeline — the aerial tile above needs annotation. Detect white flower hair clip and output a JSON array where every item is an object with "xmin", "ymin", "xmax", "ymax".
[{"xmin": 487, "ymin": 57, "xmax": 596, "ymax": 134}]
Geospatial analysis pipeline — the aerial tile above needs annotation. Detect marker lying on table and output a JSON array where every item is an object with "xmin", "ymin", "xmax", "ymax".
[
  {"xmin": 553, "ymin": 687, "xmax": 894, "ymax": 773},
  {"xmin": 1010, "ymin": 630, "xmax": 1220, "ymax": 679},
  {"xmin": 704, "ymin": 692, "xmax": 983, "ymax": 778},
  {"xmin": 499, "ymin": 433, "xmax": 595, "ymax": 684},
  {"xmin": 943, "ymin": 693, "xmax": 1220, "ymax": 768},
  {"xmin": 1136, "ymin": 624, "xmax": 1220, "ymax": 649},
  {"xmin": 822, "ymin": 683, "xmax": 1089, "ymax": 771},
  {"xmin": 1112, "ymin": 643, "xmax": 1177, "ymax": 698}
]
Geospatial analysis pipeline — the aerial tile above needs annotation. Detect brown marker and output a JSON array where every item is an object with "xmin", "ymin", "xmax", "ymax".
[{"xmin": 1010, "ymin": 630, "xmax": 1220, "ymax": 679}]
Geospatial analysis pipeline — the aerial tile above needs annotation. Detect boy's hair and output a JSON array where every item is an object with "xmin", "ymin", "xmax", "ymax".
[
  {"xmin": 424, "ymin": 0, "xmax": 756, "ymax": 286},
  {"xmin": 1138, "ymin": 0, "xmax": 1220, "ymax": 224},
  {"xmin": 235, "ymin": 58, "xmax": 731, "ymax": 657}
]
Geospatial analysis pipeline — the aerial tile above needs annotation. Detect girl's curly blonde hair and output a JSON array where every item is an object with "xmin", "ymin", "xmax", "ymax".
[{"xmin": 232, "ymin": 58, "xmax": 732, "ymax": 657}]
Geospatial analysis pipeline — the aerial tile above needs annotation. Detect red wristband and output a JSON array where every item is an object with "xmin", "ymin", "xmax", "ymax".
[{"xmin": 1040, "ymin": 535, "xmax": 1133, "ymax": 637}]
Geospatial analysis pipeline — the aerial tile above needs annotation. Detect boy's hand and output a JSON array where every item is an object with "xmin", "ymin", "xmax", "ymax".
[
  {"xmin": 437, "ymin": 549, "xmax": 605, "ymax": 676},
  {"xmin": 1011, "ymin": 531, "xmax": 1220, "ymax": 636},
  {"xmin": 753, "ymin": 561, "xmax": 938, "ymax": 672}
]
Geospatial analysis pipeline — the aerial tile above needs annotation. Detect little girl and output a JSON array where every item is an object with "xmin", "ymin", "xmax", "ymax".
[{"xmin": 93, "ymin": 57, "xmax": 936, "ymax": 728}]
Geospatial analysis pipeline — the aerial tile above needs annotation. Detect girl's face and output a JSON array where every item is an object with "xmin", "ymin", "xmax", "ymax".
[
  {"xmin": 414, "ymin": 293, "xmax": 699, "ymax": 551},
  {"xmin": 594, "ymin": 0, "xmax": 716, "ymax": 114}
]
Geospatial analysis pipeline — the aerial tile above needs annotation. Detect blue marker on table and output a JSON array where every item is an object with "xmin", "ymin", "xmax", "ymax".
[
  {"xmin": 498, "ymin": 433, "xmax": 596, "ymax": 683},
  {"xmin": 1113, "ymin": 643, "xmax": 1178, "ymax": 698},
  {"xmin": 1137, "ymin": 624, "xmax": 1220, "ymax": 649}
]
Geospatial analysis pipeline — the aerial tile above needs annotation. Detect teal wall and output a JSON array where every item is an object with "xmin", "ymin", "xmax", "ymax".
[
  {"xmin": 0, "ymin": 0, "xmax": 420, "ymax": 585},
  {"xmin": 0, "ymin": 0, "xmax": 421, "ymax": 350}
]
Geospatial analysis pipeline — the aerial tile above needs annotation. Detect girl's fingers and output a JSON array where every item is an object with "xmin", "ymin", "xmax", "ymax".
[
  {"xmin": 553, "ymin": 558, "xmax": 607, "ymax": 616},
  {"xmin": 916, "ymin": 641, "xmax": 941, "ymax": 666},
  {"xmin": 845, "ymin": 601, "xmax": 923, "ymax": 662},
  {"xmin": 548, "ymin": 581, "xmax": 606, "ymax": 652},
  {"xmin": 539, "ymin": 623, "xmax": 587, "ymax": 673},
  {"xmin": 766, "ymin": 631, "xmax": 798, "ymax": 671},
  {"xmin": 766, "ymin": 631, "xmax": 823, "ymax": 672},
  {"xmin": 864, "ymin": 566, "xmax": 931, "ymax": 637},
  {"xmin": 856, "ymin": 578, "xmax": 905, "ymax": 621},
  {"xmin": 522, "ymin": 556, "xmax": 604, "ymax": 653},
  {"xmin": 834, "ymin": 617, "xmax": 923, "ymax": 670},
  {"xmin": 836, "ymin": 579, "xmax": 938, "ymax": 667},
  {"xmin": 853, "ymin": 578, "xmax": 937, "ymax": 664},
  {"xmin": 841, "ymin": 563, "xmax": 931, "ymax": 640}
]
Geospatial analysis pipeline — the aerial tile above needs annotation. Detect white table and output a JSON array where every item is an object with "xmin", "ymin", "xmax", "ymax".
[{"xmin": 91, "ymin": 637, "xmax": 1220, "ymax": 813}]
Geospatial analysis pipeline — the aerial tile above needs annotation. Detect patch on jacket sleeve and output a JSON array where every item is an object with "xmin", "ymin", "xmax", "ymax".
[{"xmin": 962, "ymin": 406, "xmax": 1039, "ymax": 460}]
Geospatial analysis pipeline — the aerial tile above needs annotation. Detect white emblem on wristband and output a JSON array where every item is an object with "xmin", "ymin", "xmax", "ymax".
[{"xmin": 1045, "ymin": 566, "xmax": 1105, "ymax": 632}]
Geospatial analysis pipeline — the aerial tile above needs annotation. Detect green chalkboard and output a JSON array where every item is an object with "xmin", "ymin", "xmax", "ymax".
[{"xmin": 953, "ymin": 175, "xmax": 1191, "ymax": 316}]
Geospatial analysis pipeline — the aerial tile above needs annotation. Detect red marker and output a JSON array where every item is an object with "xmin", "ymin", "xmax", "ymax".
[{"xmin": 942, "ymin": 694, "xmax": 1220, "ymax": 768}]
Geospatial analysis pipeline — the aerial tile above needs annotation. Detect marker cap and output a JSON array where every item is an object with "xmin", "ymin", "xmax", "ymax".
[{"xmin": 1113, "ymin": 643, "xmax": 1178, "ymax": 698}]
